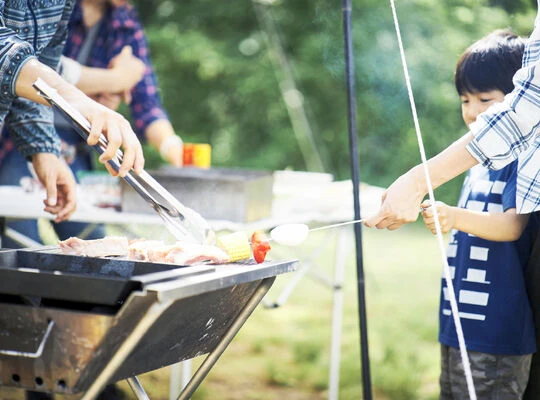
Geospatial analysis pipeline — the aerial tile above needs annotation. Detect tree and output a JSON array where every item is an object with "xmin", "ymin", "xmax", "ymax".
[{"xmin": 131, "ymin": 0, "xmax": 536, "ymax": 204}]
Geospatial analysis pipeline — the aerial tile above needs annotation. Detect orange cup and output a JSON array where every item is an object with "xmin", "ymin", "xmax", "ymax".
[{"xmin": 183, "ymin": 143, "xmax": 195, "ymax": 166}]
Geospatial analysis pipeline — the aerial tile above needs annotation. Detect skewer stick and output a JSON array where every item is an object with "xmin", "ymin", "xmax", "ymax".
[
  {"xmin": 269, "ymin": 220, "xmax": 364, "ymax": 247},
  {"xmin": 309, "ymin": 219, "xmax": 364, "ymax": 233},
  {"xmin": 271, "ymin": 208, "xmax": 428, "ymax": 246}
]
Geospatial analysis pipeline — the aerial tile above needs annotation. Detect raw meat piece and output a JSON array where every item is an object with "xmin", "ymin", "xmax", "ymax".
[
  {"xmin": 59, "ymin": 236, "xmax": 129, "ymax": 257},
  {"xmin": 165, "ymin": 244, "xmax": 230, "ymax": 265},
  {"xmin": 147, "ymin": 242, "xmax": 188, "ymax": 263},
  {"xmin": 128, "ymin": 240, "xmax": 165, "ymax": 261},
  {"xmin": 59, "ymin": 236, "xmax": 230, "ymax": 265},
  {"xmin": 134, "ymin": 241, "xmax": 230, "ymax": 265}
]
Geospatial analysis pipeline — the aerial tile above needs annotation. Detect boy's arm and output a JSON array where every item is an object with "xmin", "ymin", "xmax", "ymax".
[
  {"xmin": 422, "ymin": 202, "xmax": 530, "ymax": 242},
  {"xmin": 453, "ymin": 207, "xmax": 529, "ymax": 241}
]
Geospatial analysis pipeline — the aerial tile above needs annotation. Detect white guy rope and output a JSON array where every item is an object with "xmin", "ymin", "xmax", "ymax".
[{"xmin": 388, "ymin": 1, "xmax": 477, "ymax": 399}]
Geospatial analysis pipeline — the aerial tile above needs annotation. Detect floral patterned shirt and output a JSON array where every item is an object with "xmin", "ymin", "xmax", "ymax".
[{"xmin": 62, "ymin": 1, "xmax": 168, "ymax": 139}]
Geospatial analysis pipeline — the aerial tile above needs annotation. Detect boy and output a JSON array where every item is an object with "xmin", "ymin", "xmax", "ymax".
[{"xmin": 420, "ymin": 30, "xmax": 539, "ymax": 399}]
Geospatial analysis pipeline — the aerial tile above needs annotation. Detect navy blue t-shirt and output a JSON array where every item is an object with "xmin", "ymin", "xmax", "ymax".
[{"xmin": 439, "ymin": 162, "xmax": 538, "ymax": 355}]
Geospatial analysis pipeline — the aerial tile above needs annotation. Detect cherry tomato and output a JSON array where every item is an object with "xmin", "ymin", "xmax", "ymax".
[{"xmin": 251, "ymin": 230, "xmax": 271, "ymax": 263}]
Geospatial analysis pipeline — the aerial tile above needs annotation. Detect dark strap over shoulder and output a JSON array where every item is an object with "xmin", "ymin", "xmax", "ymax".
[{"xmin": 522, "ymin": 212, "xmax": 540, "ymax": 400}]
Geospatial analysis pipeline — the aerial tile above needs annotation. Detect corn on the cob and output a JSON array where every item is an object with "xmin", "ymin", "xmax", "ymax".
[{"xmin": 217, "ymin": 231, "xmax": 251, "ymax": 262}]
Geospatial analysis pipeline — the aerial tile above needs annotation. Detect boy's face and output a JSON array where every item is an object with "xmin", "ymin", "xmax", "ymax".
[{"xmin": 460, "ymin": 90, "xmax": 505, "ymax": 127}]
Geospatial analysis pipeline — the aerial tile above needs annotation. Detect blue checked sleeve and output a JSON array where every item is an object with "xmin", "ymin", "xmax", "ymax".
[{"xmin": 466, "ymin": 19, "xmax": 540, "ymax": 170}]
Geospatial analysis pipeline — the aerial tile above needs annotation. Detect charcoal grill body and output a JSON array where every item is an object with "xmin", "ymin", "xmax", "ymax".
[{"xmin": 0, "ymin": 248, "xmax": 297, "ymax": 399}]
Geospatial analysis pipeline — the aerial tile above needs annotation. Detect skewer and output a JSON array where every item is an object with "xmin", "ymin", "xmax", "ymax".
[
  {"xmin": 308, "ymin": 219, "xmax": 364, "ymax": 233},
  {"xmin": 270, "ymin": 206, "xmax": 428, "ymax": 247}
]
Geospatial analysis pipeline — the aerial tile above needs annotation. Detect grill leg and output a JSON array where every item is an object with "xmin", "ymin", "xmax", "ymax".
[
  {"xmin": 176, "ymin": 277, "xmax": 275, "ymax": 400},
  {"xmin": 127, "ymin": 377, "xmax": 150, "ymax": 400},
  {"xmin": 80, "ymin": 301, "xmax": 173, "ymax": 400},
  {"xmin": 169, "ymin": 360, "xmax": 191, "ymax": 400}
]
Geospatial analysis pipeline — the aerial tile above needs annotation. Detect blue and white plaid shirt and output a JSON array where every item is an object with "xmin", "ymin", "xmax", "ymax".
[{"xmin": 467, "ymin": 4, "xmax": 540, "ymax": 214}]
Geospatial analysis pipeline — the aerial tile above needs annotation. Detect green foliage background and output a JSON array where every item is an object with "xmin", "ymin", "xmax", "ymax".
[{"xmin": 129, "ymin": 0, "xmax": 537, "ymax": 204}]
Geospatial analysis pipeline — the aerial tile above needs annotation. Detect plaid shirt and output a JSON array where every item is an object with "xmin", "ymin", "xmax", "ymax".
[
  {"xmin": 467, "ymin": 4, "xmax": 540, "ymax": 214},
  {"xmin": 0, "ymin": 0, "xmax": 74, "ymax": 159},
  {"xmin": 63, "ymin": 1, "xmax": 168, "ymax": 139}
]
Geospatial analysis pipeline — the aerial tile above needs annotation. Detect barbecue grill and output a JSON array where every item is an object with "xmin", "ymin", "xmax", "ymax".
[{"xmin": 0, "ymin": 247, "xmax": 297, "ymax": 399}]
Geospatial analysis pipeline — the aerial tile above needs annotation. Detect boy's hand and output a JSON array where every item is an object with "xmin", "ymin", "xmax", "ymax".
[{"xmin": 421, "ymin": 200, "xmax": 455, "ymax": 235}]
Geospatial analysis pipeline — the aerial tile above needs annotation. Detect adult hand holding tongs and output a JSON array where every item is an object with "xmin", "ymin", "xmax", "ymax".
[
  {"xmin": 82, "ymin": 102, "xmax": 144, "ymax": 179},
  {"xmin": 26, "ymin": 73, "xmax": 145, "ymax": 178},
  {"xmin": 16, "ymin": 59, "xmax": 144, "ymax": 222},
  {"xmin": 33, "ymin": 78, "xmax": 214, "ymax": 245}
]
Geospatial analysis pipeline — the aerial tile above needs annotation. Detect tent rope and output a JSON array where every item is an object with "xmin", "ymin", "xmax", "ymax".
[{"xmin": 388, "ymin": 1, "xmax": 477, "ymax": 398}]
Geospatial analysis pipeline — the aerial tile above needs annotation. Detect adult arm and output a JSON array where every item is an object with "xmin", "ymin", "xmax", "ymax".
[
  {"xmin": 0, "ymin": 5, "xmax": 140, "ymax": 221},
  {"xmin": 364, "ymin": 133, "xmax": 478, "ymax": 230},
  {"xmin": 15, "ymin": 57, "xmax": 144, "ymax": 177},
  {"xmin": 0, "ymin": 4, "xmax": 144, "ymax": 176},
  {"xmin": 145, "ymin": 119, "xmax": 183, "ymax": 167},
  {"xmin": 0, "ymin": 5, "xmax": 76, "ymax": 220},
  {"xmin": 60, "ymin": 46, "xmax": 145, "ymax": 95}
]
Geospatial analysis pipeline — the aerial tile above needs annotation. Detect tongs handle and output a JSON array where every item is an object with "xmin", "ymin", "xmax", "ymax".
[
  {"xmin": 34, "ymin": 80, "xmax": 161, "ymax": 209},
  {"xmin": 32, "ymin": 78, "xmax": 212, "ymax": 244},
  {"xmin": 34, "ymin": 81, "xmax": 131, "ymax": 178}
]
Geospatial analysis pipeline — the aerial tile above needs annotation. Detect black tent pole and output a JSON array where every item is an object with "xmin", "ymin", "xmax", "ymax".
[{"xmin": 341, "ymin": 0, "xmax": 372, "ymax": 398}]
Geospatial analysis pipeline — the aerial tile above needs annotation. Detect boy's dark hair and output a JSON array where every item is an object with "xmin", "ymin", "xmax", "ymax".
[{"xmin": 455, "ymin": 29, "xmax": 525, "ymax": 95}]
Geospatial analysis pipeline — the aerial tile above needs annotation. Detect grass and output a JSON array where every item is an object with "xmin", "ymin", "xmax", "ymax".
[{"xmin": 0, "ymin": 222, "xmax": 445, "ymax": 399}]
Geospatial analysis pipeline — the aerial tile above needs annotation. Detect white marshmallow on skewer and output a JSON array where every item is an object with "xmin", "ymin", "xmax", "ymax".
[
  {"xmin": 270, "ymin": 223, "xmax": 310, "ymax": 247},
  {"xmin": 270, "ymin": 219, "xmax": 366, "ymax": 247}
]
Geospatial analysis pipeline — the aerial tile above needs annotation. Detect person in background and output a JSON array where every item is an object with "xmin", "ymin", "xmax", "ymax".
[
  {"xmin": 0, "ymin": 0, "xmax": 145, "ymax": 229},
  {"xmin": 62, "ymin": 0, "xmax": 183, "ymax": 168},
  {"xmin": 0, "ymin": 0, "xmax": 183, "ymax": 247},
  {"xmin": 420, "ymin": 30, "xmax": 538, "ymax": 399}
]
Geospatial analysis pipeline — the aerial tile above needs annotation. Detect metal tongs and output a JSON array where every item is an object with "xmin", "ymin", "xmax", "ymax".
[{"xmin": 33, "ymin": 78, "xmax": 214, "ymax": 244}]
